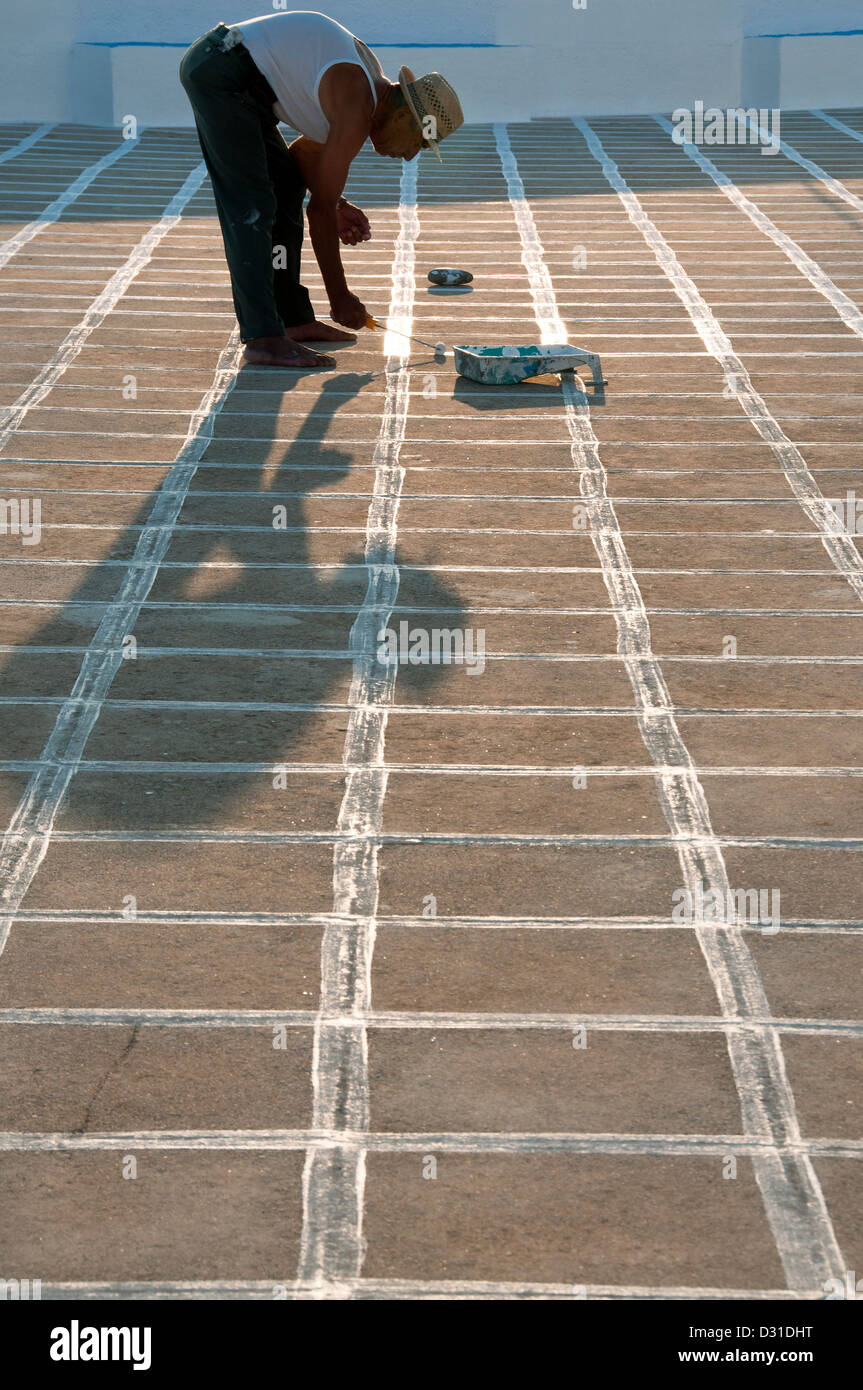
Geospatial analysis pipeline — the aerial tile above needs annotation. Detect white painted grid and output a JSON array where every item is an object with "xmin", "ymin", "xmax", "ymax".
[
  {"xmin": 497, "ymin": 120, "xmax": 848, "ymax": 1290},
  {"xmin": 0, "ymin": 118, "xmax": 861, "ymax": 1300}
]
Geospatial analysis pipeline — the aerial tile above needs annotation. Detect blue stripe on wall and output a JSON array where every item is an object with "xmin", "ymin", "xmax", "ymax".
[
  {"xmin": 754, "ymin": 29, "xmax": 863, "ymax": 38},
  {"xmin": 84, "ymin": 40, "xmax": 516, "ymax": 48}
]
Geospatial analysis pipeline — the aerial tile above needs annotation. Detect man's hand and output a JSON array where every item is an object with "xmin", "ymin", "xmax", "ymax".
[
  {"xmin": 337, "ymin": 199, "xmax": 371, "ymax": 246},
  {"xmin": 329, "ymin": 290, "xmax": 367, "ymax": 330}
]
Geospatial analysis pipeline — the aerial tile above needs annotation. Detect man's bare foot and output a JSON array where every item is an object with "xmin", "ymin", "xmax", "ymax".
[
  {"xmin": 285, "ymin": 321, "xmax": 357, "ymax": 344},
  {"xmin": 243, "ymin": 336, "xmax": 335, "ymax": 369}
]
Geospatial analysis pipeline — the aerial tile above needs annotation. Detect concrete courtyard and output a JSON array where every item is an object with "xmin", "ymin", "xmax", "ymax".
[{"xmin": 0, "ymin": 109, "xmax": 862, "ymax": 1299}]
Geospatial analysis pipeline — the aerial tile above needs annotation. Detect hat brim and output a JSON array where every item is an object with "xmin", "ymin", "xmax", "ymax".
[{"xmin": 398, "ymin": 65, "xmax": 443, "ymax": 162}]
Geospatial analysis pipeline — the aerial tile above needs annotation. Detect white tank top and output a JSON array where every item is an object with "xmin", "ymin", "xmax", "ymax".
[{"xmin": 232, "ymin": 11, "xmax": 384, "ymax": 142}]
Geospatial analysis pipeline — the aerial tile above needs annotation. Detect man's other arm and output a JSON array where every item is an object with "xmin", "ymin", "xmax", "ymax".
[{"xmin": 305, "ymin": 66, "xmax": 372, "ymax": 327}]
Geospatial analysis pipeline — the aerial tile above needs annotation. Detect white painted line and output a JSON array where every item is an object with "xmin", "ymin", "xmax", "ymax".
[
  {"xmin": 655, "ymin": 116, "xmax": 863, "ymax": 345},
  {"xmin": 9, "ymin": 907, "xmax": 863, "ymax": 934},
  {"xmin": 0, "ymin": 163, "xmax": 209, "ymax": 454},
  {"xmin": 14, "ymin": 433, "xmax": 851, "ymax": 447},
  {"xmin": 298, "ymin": 157, "xmax": 418, "ymax": 1297},
  {"xmin": 13, "ymin": 698, "xmax": 863, "ymax": 718},
  {"xmin": 3, "ymin": 1007, "xmax": 861, "ymax": 1036},
  {"xmin": 3, "ymin": 759, "xmax": 861, "ymax": 779},
  {"xmin": 0, "ymin": 124, "xmax": 55, "ymax": 164},
  {"xmin": 811, "ymin": 110, "xmax": 863, "ymax": 146},
  {"xmin": 7, "ymin": 351, "xmax": 859, "ymax": 364},
  {"xmin": 21, "ymin": 1278, "xmax": 827, "ymax": 1301},
  {"xmin": 506, "ymin": 119, "xmax": 846, "ymax": 1291},
  {"xmin": 739, "ymin": 115, "xmax": 863, "ymax": 215},
  {"xmin": 1, "ymin": 449, "xmax": 859, "ymax": 464},
  {"xmin": 23, "ymin": 829, "xmax": 863, "ymax": 849},
  {"xmin": 4, "ymin": 592, "xmax": 862, "ymax": 616},
  {"xmin": 14, "ymin": 304, "xmax": 854, "ymax": 326},
  {"xmin": 0, "ymin": 138, "xmax": 145, "ymax": 270},
  {"xmin": 7, "ymin": 645, "xmax": 863, "ymax": 667},
  {"xmin": 17, "ymin": 404, "xmax": 863, "ymax": 426},
  {"xmin": 573, "ymin": 121, "xmax": 863, "ymax": 603},
  {"xmin": 0, "ymin": 527, "xmax": 844, "ymax": 542},
  {"xmin": 0, "ymin": 333, "xmax": 242, "ymax": 957},
  {"xmin": 4, "ymin": 607, "xmax": 861, "ymax": 622},
  {"xmin": 2, "ymin": 1129, "xmax": 862, "ymax": 1160}
]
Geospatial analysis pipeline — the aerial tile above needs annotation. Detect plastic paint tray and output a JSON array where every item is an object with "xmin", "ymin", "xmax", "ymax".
[{"xmin": 453, "ymin": 343, "xmax": 606, "ymax": 387}]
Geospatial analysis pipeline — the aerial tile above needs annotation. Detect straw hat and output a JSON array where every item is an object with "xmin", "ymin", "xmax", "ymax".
[{"xmin": 398, "ymin": 67, "xmax": 464, "ymax": 161}]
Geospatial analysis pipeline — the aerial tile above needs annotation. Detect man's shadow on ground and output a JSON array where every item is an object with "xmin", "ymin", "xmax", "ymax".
[{"xmin": 6, "ymin": 360, "xmax": 464, "ymax": 832}]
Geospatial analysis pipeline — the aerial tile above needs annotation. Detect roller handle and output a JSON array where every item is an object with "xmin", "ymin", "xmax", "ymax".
[{"xmin": 364, "ymin": 315, "xmax": 445, "ymax": 354}]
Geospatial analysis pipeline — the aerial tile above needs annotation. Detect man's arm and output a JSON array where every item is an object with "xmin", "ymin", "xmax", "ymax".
[
  {"xmin": 290, "ymin": 137, "xmax": 371, "ymax": 246},
  {"xmin": 288, "ymin": 135, "xmax": 323, "ymax": 188},
  {"xmin": 304, "ymin": 66, "xmax": 373, "ymax": 328}
]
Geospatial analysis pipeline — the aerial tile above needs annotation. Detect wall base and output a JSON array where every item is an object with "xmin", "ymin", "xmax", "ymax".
[{"xmin": 742, "ymin": 33, "xmax": 863, "ymax": 108}]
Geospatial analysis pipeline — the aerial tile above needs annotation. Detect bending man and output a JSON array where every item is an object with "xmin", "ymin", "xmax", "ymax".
[{"xmin": 180, "ymin": 10, "xmax": 464, "ymax": 368}]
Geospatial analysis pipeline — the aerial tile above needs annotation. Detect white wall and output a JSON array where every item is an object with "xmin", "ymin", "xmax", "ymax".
[
  {"xmin": 3, "ymin": 0, "xmax": 78, "ymax": 124},
  {"xmin": 2, "ymin": 0, "xmax": 863, "ymax": 125},
  {"xmin": 744, "ymin": 1, "xmax": 863, "ymax": 35},
  {"xmin": 73, "ymin": 1, "xmax": 497, "ymax": 44}
]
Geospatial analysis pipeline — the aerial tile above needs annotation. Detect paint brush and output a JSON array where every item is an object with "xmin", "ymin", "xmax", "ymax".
[{"xmin": 364, "ymin": 314, "xmax": 447, "ymax": 356}]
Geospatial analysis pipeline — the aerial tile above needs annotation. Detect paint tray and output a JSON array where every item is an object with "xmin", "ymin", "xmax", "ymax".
[{"xmin": 453, "ymin": 343, "xmax": 606, "ymax": 387}]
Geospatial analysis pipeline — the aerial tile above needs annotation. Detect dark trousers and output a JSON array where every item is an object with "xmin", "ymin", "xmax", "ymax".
[{"xmin": 179, "ymin": 23, "xmax": 315, "ymax": 341}]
